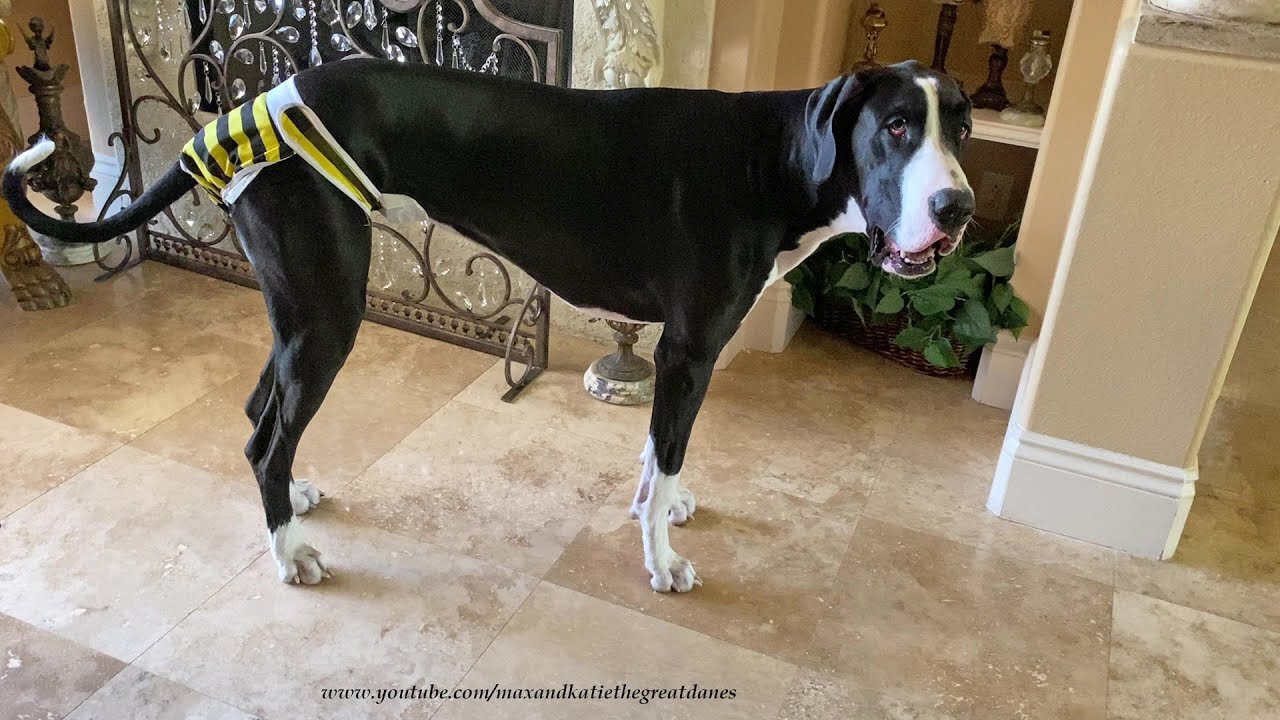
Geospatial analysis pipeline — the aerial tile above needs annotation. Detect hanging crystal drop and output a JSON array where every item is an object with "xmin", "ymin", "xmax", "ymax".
[
  {"xmin": 435, "ymin": 0, "xmax": 444, "ymax": 66},
  {"xmin": 307, "ymin": 0, "xmax": 322, "ymax": 66},
  {"xmin": 209, "ymin": 39, "xmax": 225, "ymax": 62},
  {"xmin": 394, "ymin": 26, "xmax": 418, "ymax": 48},
  {"xmin": 254, "ymin": 0, "xmax": 267, "ymax": 11},
  {"xmin": 330, "ymin": 32, "xmax": 352, "ymax": 51},
  {"xmin": 229, "ymin": 13, "xmax": 246, "ymax": 38},
  {"xmin": 385, "ymin": 43, "xmax": 405, "ymax": 62},
  {"xmin": 185, "ymin": 95, "xmax": 200, "ymax": 114},
  {"xmin": 292, "ymin": 0, "xmax": 307, "ymax": 20},
  {"xmin": 454, "ymin": 290, "xmax": 472, "ymax": 312},
  {"xmin": 343, "ymin": 1, "xmax": 362, "ymax": 28},
  {"xmin": 363, "ymin": 0, "xmax": 377, "ymax": 30},
  {"xmin": 275, "ymin": 26, "xmax": 300, "ymax": 43},
  {"xmin": 177, "ymin": 1, "xmax": 194, "ymax": 58},
  {"xmin": 199, "ymin": 0, "xmax": 208, "ymax": 22},
  {"xmin": 317, "ymin": 0, "xmax": 337, "ymax": 25},
  {"xmin": 259, "ymin": 45, "xmax": 268, "ymax": 71},
  {"xmin": 139, "ymin": 25, "xmax": 152, "ymax": 45},
  {"xmin": 159, "ymin": 40, "xmax": 173, "ymax": 62},
  {"xmin": 230, "ymin": 77, "xmax": 247, "ymax": 100},
  {"xmin": 217, "ymin": 0, "xmax": 236, "ymax": 13},
  {"xmin": 234, "ymin": 47, "xmax": 254, "ymax": 64},
  {"xmin": 272, "ymin": 0, "xmax": 285, "ymax": 12}
]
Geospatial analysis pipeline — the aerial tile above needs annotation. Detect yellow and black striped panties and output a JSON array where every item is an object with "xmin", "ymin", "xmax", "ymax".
[{"xmin": 179, "ymin": 91, "xmax": 382, "ymax": 213}]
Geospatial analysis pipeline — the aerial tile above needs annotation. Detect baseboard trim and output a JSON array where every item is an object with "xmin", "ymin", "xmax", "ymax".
[
  {"xmin": 971, "ymin": 330, "xmax": 1034, "ymax": 410},
  {"xmin": 92, "ymin": 151, "xmax": 123, "ymax": 185},
  {"xmin": 988, "ymin": 420, "xmax": 1197, "ymax": 559},
  {"xmin": 740, "ymin": 279, "xmax": 805, "ymax": 354}
]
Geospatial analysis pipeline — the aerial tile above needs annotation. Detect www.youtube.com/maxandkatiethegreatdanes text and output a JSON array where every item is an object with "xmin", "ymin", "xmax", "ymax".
[{"xmin": 321, "ymin": 683, "xmax": 738, "ymax": 705}]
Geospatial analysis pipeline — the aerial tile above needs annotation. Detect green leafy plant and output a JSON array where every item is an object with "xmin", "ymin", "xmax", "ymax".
[{"xmin": 785, "ymin": 220, "xmax": 1029, "ymax": 369}]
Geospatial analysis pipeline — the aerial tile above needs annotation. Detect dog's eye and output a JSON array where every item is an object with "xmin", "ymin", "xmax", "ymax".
[{"xmin": 887, "ymin": 118, "xmax": 908, "ymax": 138}]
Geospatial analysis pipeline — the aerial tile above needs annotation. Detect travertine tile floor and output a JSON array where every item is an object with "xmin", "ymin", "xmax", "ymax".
[{"xmin": 2, "ymin": 261, "xmax": 1278, "ymax": 719}]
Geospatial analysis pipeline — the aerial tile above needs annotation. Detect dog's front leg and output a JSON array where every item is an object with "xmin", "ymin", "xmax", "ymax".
[
  {"xmin": 630, "ymin": 436, "xmax": 697, "ymax": 525},
  {"xmin": 636, "ymin": 335, "xmax": 716, "ymax": 592},
  {"xmin": 636, "ymin": 440, "xmax": 700, "ymax": 592}
]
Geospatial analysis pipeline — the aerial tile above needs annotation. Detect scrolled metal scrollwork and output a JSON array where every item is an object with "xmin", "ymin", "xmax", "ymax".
[
  {"xmin": 104, "ymin": 0, "xmax": 565, "ymax": 398},
  {"xmin": 90, "ymin": 131, "xmax": 141, "ymax": 276}
]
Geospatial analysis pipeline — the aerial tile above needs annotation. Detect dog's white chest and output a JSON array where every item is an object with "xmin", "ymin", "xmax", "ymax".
[{"xmin": 767, "ymin": 199, "xmax": 867, "ymax": 285}]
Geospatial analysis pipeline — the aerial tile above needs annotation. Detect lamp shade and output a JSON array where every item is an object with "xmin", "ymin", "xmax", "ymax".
[{"xmin": 978, "ymin": 0, "xmax": 1035, "ymax": 48}]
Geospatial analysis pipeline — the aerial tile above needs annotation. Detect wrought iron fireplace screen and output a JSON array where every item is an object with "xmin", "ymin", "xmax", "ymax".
[{"xmin": 101, "ymin": 0, "xmax": 574, "ymax": 400}]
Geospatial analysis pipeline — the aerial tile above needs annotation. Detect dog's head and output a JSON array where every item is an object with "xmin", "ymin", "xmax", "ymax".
[{"xmin": 802, "ymin": 61, "xmax": 974, "ymax": 278}]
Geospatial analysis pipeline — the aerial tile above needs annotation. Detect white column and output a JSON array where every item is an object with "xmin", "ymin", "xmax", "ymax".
[{"xmin": 988, "ymin": 2, "xmax": 1280, "ymax": 558}]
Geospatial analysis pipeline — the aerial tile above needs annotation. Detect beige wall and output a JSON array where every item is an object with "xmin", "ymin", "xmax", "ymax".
[
  {"xmin": 1013, "ymin": 0, "xmax": 1129, "ymax": 332},
  {"xmin": 1020, "ymin": 35, "xmax": 1280, "ymax": 467},
  {"xmin": 709, "ymin": 0, "xmax": 785, "ymax": 91},
  {"xmin": 9, "ymin": 0, "xmax": 90, "ymax": 143},
  {"xmin": 774, "ymin": 0, "xmax": 852, "ymax": 90}
]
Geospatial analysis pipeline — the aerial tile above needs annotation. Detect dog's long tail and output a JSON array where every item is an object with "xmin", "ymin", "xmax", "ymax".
[{"xmin": 3, "ymin": 138, "xmax": 197, "ymax": 244}]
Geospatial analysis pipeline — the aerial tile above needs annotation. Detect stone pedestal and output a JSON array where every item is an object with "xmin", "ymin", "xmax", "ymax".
[
  {"xmin": 584, "ymin": 321, "xmax": 655, "ymax": 406},
  {"xmin": 32, "ymin": 230, "xmax": 100, "ymax": 266}
]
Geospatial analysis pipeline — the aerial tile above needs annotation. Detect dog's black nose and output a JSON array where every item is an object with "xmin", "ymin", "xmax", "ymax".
[{"xmin": 929, "ymin": 189, "xmax": 975, "ymax": 234}]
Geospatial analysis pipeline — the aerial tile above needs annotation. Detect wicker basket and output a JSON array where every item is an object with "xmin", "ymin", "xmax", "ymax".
[{"xmin": 814, "ymin": 296, "xmax": 977, "ymax": 378}]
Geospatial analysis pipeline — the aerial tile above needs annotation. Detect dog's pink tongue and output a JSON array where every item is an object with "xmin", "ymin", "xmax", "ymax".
[{"xmin": 926, "ymin": 226, "xmax": 949, "ymax": 245}]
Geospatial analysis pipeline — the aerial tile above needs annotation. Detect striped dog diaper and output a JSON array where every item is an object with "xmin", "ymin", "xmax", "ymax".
[{"xmin": 179, "ymin": 76, "xmax": 383, "ymax": 214}]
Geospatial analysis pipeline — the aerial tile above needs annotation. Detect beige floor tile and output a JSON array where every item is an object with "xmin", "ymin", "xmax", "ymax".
[
  {"xmin": 0, "ymin": 446, "xmax": 265, "ymax": 661},
  {"xmin": 705, "ymin": 326, "xmax": 982, "ymax": 444},
  {"xmin": 131, "ymin": 361, "xmax": 461, "ymax": 494},
  {"xmin": 0, "ymin": 613, "xmax": 126, "ymax": 720},
  {"xmin": 1108, "ymin": 591, "xmax": 1280, "ymax": 720},
  {"xmin": 434, "ymin": 582, "xmax": 798, "ymax": 720},
  {"xmin": 337, "ymin": 401, "xmax": 632, "ymax": 576},
  {"xmin": 1, "ymin": 261, "xmax": 186, "ymax": 358},
  {"xmin": 453, "ymin": 332, "xmax": 652, "ymax": 450},
  {"xmin": 863, "ymin": 442, "xmax": 1118, "ymax": 585},
  {"xmin": 134, "ymin": 512, "xmax": 538, "ymax": 720},
  {"xmin": 342, "ymin": 320, "xmax": 499, "ymax": 397},
  {"xmin": 109, "ymin": 269, "xmax": 274, "ymax": 348},
  {"xmin": 66, "ymin": 665, "xmax": 258, "ymax": 720},
  {"xmin": 689, "ymin": 407, "xmax": 880, "ymax": 521},
  {"xmin": 805, "ymin": 518, "xmax": 1111, "ymax": 719},
  {"xmin": 1196, "ymin": 396, "xmax": 1280, "ymax": 509},
  {"xmin": 546, "ymin": 461, "xmax": 859, "ymax": 664},
  {"xmin": 778, "ymin": 669, "xmax": 963, "ymax": 720},
  {"xmin": 0, "ymin": 305, "xmax": 264, "ymax": 442},
  {"xmin": 0, "ymin": 404, "xmax": 120, "ymax": 518},
  {"xmin": 1114, "ymin": 493, "xmax": 1280, "ymax": 633}
]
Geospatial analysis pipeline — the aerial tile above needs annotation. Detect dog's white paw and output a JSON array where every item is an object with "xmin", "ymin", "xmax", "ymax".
[
  {"xmin": 649, "ymin": 553, "xmax": 701, "ymax": 593},
  {"xmin": 669, "ymin": 485, "xmax": 697, "ymax": 526},
  {"xmin": 290, "ymin": 479, "xmax": 322, "ymax": 515},
  {"xmin": 280, "ymin": 544, "xmax": 329, "ymax": 585},
  {"xmin": 269, "ymin": 518, "xmax": 332, "ymax": 585}
]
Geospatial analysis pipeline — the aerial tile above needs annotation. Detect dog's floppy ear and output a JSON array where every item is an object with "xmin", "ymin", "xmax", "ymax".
[{"xmin": 801, "ymin": 74, "xmax": 866, "ymax": 185}]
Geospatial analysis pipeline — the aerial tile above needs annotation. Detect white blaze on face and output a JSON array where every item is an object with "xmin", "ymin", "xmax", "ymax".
[{"xmin": 896, "ymin": 77, "xmax": 971, "ymax": 253}]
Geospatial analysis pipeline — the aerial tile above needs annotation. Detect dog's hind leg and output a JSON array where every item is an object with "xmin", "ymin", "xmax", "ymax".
[{"xmin": 233, "ymin": 161, "xmax": 371, "ymax": 584}]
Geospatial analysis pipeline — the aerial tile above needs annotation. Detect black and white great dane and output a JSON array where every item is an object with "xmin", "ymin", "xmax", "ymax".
[{"xmin": 5, "ymin": 58, "xmax": 974, "ymax": 592}]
